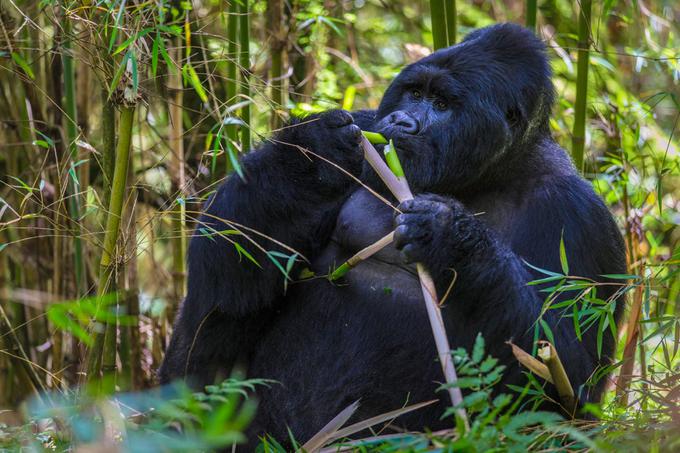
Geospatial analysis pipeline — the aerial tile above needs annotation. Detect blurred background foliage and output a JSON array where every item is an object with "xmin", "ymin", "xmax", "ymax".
[{"xmin": 0, "ymin": 0, "xmax": 678, "ymax": 451}]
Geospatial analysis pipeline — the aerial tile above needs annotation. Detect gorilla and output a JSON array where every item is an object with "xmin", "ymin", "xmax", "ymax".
[{"xmin": 159, "ymin": 23, "xmax": 626, "ymax": 445}]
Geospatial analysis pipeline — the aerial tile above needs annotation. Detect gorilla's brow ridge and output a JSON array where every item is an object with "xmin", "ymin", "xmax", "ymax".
[{"xmin": 400, "ymin": 65, "xmax": 463, "ymax": 100}]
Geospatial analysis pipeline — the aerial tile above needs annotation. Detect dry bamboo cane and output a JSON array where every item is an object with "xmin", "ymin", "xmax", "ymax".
[
  {"xmin": 330, "ymin": 232, "xmax": 394, "ymax": 281},
  {"xmin": 360, "ymin": 136, "xmax": 467, "ymax": 424},
  {"xmin": 537, "ymin": 341, "xmax": 576, "ymax": 415}
]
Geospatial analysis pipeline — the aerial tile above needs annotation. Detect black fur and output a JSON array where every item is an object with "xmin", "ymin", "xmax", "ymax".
[{"xmin": 159, "ymin": 23, "xmax": 626, "ymax": 447}]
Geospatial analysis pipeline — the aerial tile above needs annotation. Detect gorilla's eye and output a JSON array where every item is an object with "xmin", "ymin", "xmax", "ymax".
[
  {"xmin": 411, "ymin": 89, "xmax": 423, "ymax": 99},
  {"xmin": 434, "ymin": 100, "xmax": 448, "ymax": 111}
]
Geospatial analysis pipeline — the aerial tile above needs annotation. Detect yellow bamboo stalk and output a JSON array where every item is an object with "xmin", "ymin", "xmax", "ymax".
[
  {"xmin": 538, "ymin": 341, "xmax": 576, "ymax": 414},
  {"xmin": 360, "ymin": 137, "xmax": 467, "ymax": 425}
]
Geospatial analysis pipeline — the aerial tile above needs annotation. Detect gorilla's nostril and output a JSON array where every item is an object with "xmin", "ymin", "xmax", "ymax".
[
  {"xmin": 389, "ymin": 111, "xmax": 419, "ymax": 134},
  {"xmin": 398, "ymin": 118, "xmax": 418, "ymax": 134}
]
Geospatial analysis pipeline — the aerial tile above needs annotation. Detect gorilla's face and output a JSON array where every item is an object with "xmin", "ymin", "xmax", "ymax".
[{"xmin": 371, "ymin": 23, "xmax": 554, "ymax": 194}]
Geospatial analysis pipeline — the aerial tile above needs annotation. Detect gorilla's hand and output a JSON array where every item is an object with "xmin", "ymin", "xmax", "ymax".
[
  {"xmin": 394, "ymin": 194, "xmax": 490, "ymax": 267},
  {"xmin": 277, "ymin": 110, "xmax": 363, "ymax": 186}
]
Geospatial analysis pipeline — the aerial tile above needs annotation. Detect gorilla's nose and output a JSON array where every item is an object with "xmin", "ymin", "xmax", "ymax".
[{"xmin": 388, "ymin": 111, "xmax": 419, "ymax": 134}]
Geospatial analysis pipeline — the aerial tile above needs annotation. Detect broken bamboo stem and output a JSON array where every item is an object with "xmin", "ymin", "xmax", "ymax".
[
  {"xmin": 330, "ymin": 232, "xmax": 395, "ymax": 281},
  {"xmin": 538, "ymin": 340, "xmax": 576, "ymax": 415}
]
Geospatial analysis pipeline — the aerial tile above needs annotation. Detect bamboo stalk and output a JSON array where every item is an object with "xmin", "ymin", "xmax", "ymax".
[
  {"xmin": 51, "ymin": 191, "xmax": 64, "ymax": 388},
  {"xmin": 226, "ymin": 0, "xmax": 239, "ymax": 173},
  {"xmin": 62, "ymin": 19, "xmax": 86, "ymax": 297},
  {"xmin": 87, "ymin": 106, "xmax": 136, "ymax": 384},
  {"xmin": 616, "ymin": 263, "xmax": 644, "ymax": 406},
  {"xmin": 0, "ymin": 302, "xmax": 48, "ymax": 400},
  {"xmin": 238, "ymin": 0, "xmax": 251, "ymax": 152},
  {"xmin": 430, "ymin": 1, "xmax": 456, "ymax": 49},
  {"xmin": 330, "ymin": 232, "xmax": 395, "ymax": 281},
  {"xmin": 118, "ymin": 153, "xmax": 140, "ymax": 390},
  {"xmin": 571, "ymin": 0, "xmax": 592, "ymax": 172},
  {"xmin": 445, "ymin": 1, "xmax": 456, "ymax": 45},
  {"xmin": 101, "ymin": 91, "xmax": 117, "ymax": 202},
  {"xmin": 526, "ymin": 0, "xmax": 538, "ymax": 31},
  {"xmin": 537, "ymin": 341, "xmax": 576, "ymax": 415},
  {"xmin": 269, "ymin": 0, "xmax": 285, "ymax": 129},
  {"xmin": 360, "ymin": 137, "xmax": 467, "ymax": 425},
  {"xmin": 169, "ymin": 41, "xmax": 186, "ymax": 325}
]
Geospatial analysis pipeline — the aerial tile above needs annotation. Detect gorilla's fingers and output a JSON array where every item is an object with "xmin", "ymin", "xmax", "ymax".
[
  {"xmin": 400, "ymin": 243, "xmax": 419, "ymax": 264},
  {"xmin": 324, "ymin": 109, "xmax": 354, "ymax": 128}
]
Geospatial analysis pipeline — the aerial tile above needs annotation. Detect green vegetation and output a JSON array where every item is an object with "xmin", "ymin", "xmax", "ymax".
[{"xmin": 0, "ymin": 0, "xmax": 678, "ymax": 451}]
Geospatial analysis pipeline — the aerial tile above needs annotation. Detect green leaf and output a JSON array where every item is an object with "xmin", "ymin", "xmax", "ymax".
[
  {"xmin": 158, "ymin": 37, "xmax": 176, "ymax": 75},
  {"xmin": 266, "ymin": 251, "xmax": 294, "ymax": 280},
  {"xmin": 112, "ymin": 29, "xmax": 152, "ymax": 56},
  {"xmin": 573, "ymin": 304, "xmax": 582, "ymax": 341},
  {"xmin": 472, "ymin": 333, "xmax": 485, "ymax": 364},
  {"xmin": 184, "ymin": 63, "xmax": 208, "ymax": 103},
  {"xmin": 129, "ymin": 51, "xmax": 139, "ymax": 95},
  {"xmin": 523, "ymin": 260, "xmax": 563, "ymax": 277},
  {"xmin": 158, "ymin": 25, "xmax": 183, "ymax": 35},
  {"xmin": 226, "ymin": 138, "xmax": 244, "ymax": 180},
  {"xmin": 151, "ymin": 34, "xmax": 160, "ymax": 78},
  {"xmin": 108, "ymin": 0, "xmax": 128, "ymax": 52},
  {"xmin": 479, "ymin": 356, "xmax": 499, "ymax": 373},
  {"xmin": 11, "ymin": 52, "xmax": 35, "ymax": 79},
  {"xmin": 32, "ymin": 140, "xmax": 50, "ymax": 149},
  {"xmin": 318, "ymin": 16, "xmax": 343, "ymax": 36},
  {"xmin": 108, "ymin": 51, "xmax": 130, "ymax": 99},
  {"xmin": 460, "ymin": 390, "xmax": 488, "ymax": 409},
  {"xmin": 502, "ymin": 411, "xmax": 562, "ymax": 441},
  {"xmin": 539, "ymin": 319, "xmax": 555, "ymax": 345},
  {"xmin": 559, "ymin": 230, "xmax": 569, "ymax": 275},
  {"xmin": 233, "ymin": 242, "xmax": 260, "ymax": 267},
  {"xmin": 439, "ymin": 376, "xmax": 482, "ymax": 389}
]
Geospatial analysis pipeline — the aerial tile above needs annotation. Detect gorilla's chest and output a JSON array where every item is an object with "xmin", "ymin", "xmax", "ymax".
[
  {"xmin": 334, "ymin": 189, "xmax": 397, "ymax": 253},
  {"xmin": 313, "ymin": 188, "xmax": 421, "ymax": 300}
]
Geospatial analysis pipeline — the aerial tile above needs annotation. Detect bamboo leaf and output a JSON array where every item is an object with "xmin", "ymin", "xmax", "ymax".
[
  {"xmin": 112, "ymin": 29, "xmax": 152, "ymax": 56},
  {"xmin": 11, "ymin": 52, "xmax": 35, "ymax": 79},
  {"xmin": 158, "ymin": 37, "xmax": 176, "ymax": 74},
  {"xmin": 108, "ymin": 0, "xmax": 128, "ymax": 52},
  {"xmin": 184, "ymin": 63, "xmax": 208, "ymax": 103},
  {"xmin": 151, "ymin": 34, "xmax": 160, "ymax": 77},
  {"xmin": 234, "ymin": 242, "xmax": 260, "ymax": 267},
  {"xmin": 559, "ymin": 231, "xmax": 569, "ymax": 275},
  {"xmin": 108, "ymin": 52, "xmax": 130, "ymax": 99}
]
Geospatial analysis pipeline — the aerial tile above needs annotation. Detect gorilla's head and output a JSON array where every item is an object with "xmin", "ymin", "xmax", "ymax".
[{"xmin": 372, "ymin": 23, "xmax": 554, "ymax": 194}]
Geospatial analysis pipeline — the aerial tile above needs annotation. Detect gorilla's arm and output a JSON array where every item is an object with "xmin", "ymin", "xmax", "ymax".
[
  {"xmin": 160, "ymin": 111, "xmax": 362, "ymax": 384},
  {"xmin": 394, "ymin": 176, "xmax": 625, "ymax": 404}
]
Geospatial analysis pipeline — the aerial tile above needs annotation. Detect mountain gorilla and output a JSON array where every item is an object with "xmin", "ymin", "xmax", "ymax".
[{"xmin": 160, "ymin": 23, "xmax": 626, "ymax": 445}]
